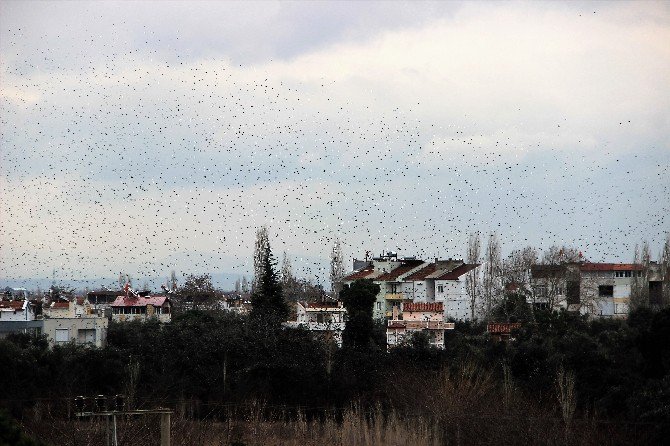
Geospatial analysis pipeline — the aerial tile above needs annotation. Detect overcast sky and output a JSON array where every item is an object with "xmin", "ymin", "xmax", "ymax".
[{"xmin": 1, "ymin": 1, "xmax": 669, "ymax": 285}]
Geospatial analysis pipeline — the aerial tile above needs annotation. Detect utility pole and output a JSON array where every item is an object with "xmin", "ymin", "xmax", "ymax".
[{"xmin": 75, "ymin": 395, "xmax": 172, "ymax": 445}]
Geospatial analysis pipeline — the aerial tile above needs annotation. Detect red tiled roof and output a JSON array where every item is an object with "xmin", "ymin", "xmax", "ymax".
[
  {"xmin": 488, "ymin": 323, "xmax": 521, "ymax": 334},
  {"xmin": 342, "ymin": 265, "xmax": 375, "ymax": 280},
  {"xmin": 580, "ymin": 263, "xmax": 643, "ymax": 272},
  {"xmin": 376, "ymin": 260, "xmax": 425, "ymax": 281},
  {"xmin": 111, "ymin": 296, "xmax": 169, "ymax": 307},
  {"xmin": 51, "ymin": 302, "xmax": 70, "ymax": 309},
  {"xmin": 404, "ymin": 302, "xmax": 443, "ymax": 313},
  {"xmin": 404, "ymin": 263, "xmax": 438, "ymax": 281},
  {"xmin": 435, "ymin": 264, "xmax": 478, "ymax": 280},
  {"xmin": 0, "ymin": 301, "xmax": 25, "ymax": 310}
]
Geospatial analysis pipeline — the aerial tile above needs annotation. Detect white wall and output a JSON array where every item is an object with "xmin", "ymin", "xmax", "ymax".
[
  {"xmin": 435, "ymin": 280, "xmax": 470, "ymax": 320},
  {"xmin": 42, "ymin": 317, "xmax": 108, "ymax": 348}
]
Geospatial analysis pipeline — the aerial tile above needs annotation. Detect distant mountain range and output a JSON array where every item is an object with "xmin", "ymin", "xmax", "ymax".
[{"xmin": 0, "ymin": 272, "xmax": 246, "ymax": 293}]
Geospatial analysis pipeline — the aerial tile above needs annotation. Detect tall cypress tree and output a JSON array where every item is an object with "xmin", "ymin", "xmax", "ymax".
[
  {"xmin": 250, "ymin": 238, "xmax": 288, "ymax": 327},
  {"xmin": 340, "ymin": 279, "xmax": 380, "ymax": 350}
]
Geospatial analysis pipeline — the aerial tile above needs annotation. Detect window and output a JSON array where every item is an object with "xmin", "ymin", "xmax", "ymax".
[
  {"xmin": 598, "ymin": 285, "xmax": 614, "ymax": 297},
  {"xmin": 566, "ymin": 281, "xmax": 580, "ymax": 305},
  {"xmin": 615, "ymin": 303, "xmax": 628, "ymax": 314},
  {"xmin": 615, "ymin": 271, "xmax": 633, "ymax": 278},
  {"xmin": 77, "ymin": 329, "xmax": 96, "ymax": 344},
  {"xmin": 55, "ymin": 328, "xmax": 69, "ymax": 344},
  {"xmin": 650, "ymin": 281, "xmax": 662, "ymax": 305},
  {"xmin": 316, "ymin": 313, "xmax": 325, "ymax": 323},
  {"xmin": 437, "ymin": 285, "xmax": 444, "ymax": 293},
  {"xmin": 534, "ymin": 285, "xmax": 548, "ymax": 298},
  {"xmin": 376, "ymin": 302, "xmax": 382, "ymax": 310}
]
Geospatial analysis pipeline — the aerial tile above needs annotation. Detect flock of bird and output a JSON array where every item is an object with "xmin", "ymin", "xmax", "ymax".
[{"xmin": 1, "ymin": 17, "xmax": 668, "ymax": 288}]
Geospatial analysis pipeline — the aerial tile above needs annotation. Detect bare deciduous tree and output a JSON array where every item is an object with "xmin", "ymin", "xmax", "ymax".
[
  {"xmin": 330, "ymin": 239, "xmax": 346, "ymax": 294},
  {"xmin": 253, "ymin": 226, "xmax": 270, "ymax": 292},
  {"xmin": 281, "ymin": 251, "xmax": 294, "ymax": 285},
  {"xmin": 631, "ymin": 240, "xmax": 653, "ymax": 309},
  {"xmin": 502, "ymin": 246, "xmax": 538, "ymax": 293},
  {"xmin": 661, "ymin": 233, "xmax": 670, "ymax": 306},
  {"xmin": 465, "ymin": 232, "xmax": 481, "ymax": 320},
  {"xmin": 482, "ymin": 233, "xmax": 502, "ymax": 320}
]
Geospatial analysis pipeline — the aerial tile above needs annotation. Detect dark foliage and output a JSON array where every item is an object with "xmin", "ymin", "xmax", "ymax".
[
  {"xmin": 250, "ymin": 247, "xmax": 288, "ymax": 328},
  {"xmin": 2, "ymin": 305, "xmax": 670, "ymax": 444},
  {"xmin": 340, "ymin": 279, "xmax": 379, "ymax": 351}
]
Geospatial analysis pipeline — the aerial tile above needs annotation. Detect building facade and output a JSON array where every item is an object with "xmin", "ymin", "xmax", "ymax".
[
  {"xmin": 530, "ymin": 262, "xmax": 666, "ymax": 318},
  {"xmin": 111, "ymin": 295, "xmax": 172, "ymax": 323},
  {"xmin": 341, "ymin": 253, "xmax": 479, "ymax": 321},
  {"xmin": 386, "ymin": 302, "xmax": 455, "ymax": 349},
  {"xmin": 284, "ymin": 301, "xmax": 346, "ymax": 347}
]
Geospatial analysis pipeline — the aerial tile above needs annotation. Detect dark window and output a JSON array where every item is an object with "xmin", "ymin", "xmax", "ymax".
[
  {"xmin": 650, "ymin": 281, "xmax": 662, "ymax": 305},
  {"xmin": 567, "ymin": 281, "xmax": 580, "ymax": 305},
  {"xmin": 598, "ymin": 285, "xmax": 614, "ymax": 297}
]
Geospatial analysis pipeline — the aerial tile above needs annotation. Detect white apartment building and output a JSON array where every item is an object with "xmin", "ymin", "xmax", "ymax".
[
  {"xmin": 341, "ymin": 253, "xmax": 479, "ymax": 321},
  {"xmin": 530, "ymin": 262, "xmax": 666, "ymax": 318}
]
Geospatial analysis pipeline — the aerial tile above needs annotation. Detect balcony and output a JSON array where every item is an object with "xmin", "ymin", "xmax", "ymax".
[
  {"xmin": 385, "ymin": 293, "xmax": 404, "ymax": 300},
  {"xmin": 284, "ymin": 321, "xmax": 345, "ymax": 331},
  {"xmin": 387, "ymin": 320, "xmax": 455, "ymax": 330}
]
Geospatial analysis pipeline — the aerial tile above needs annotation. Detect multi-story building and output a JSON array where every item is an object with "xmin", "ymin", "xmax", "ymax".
[
  {"xmin": 530, "ymin": 262, "xmax": 666, "ymax": 318},
  {"xmin": 41, "ymin": 298, "xmax": 109, "ymax": 347},
  {"xmin": 341, "ymin": 253, "xmax": 479, "ymax": 321},
  {"xmin": 386, "ymin": 302, "xmax": 455, "ymax": 349}
]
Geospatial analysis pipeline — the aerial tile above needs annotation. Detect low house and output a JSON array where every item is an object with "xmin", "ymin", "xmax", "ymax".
[
  {"xmin": 487, "ymin": 322, "xmax": 522, "ymax": 342},
  {"xmin": 111, "ymin": 295, "xmax": 172, "ymax": 323},
  {"xmin": 284, "ymin": 301, "xmax": 346, "ymax": 347},
  {"xmin": 386, "ymin": 302, "xmax": 454, "ymax": 349},
  {"xmin": 0, "ymin": 298, "xmax": 40, "ymax": 338},
  {"xmin": 0, "ymin": 299, "xmax": 36, "ymax": 322}
]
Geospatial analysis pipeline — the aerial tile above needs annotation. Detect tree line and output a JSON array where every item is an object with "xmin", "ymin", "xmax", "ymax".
[{"xmin": 2, "ymin": 229, "xmax": 670, "ymax": 444}]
